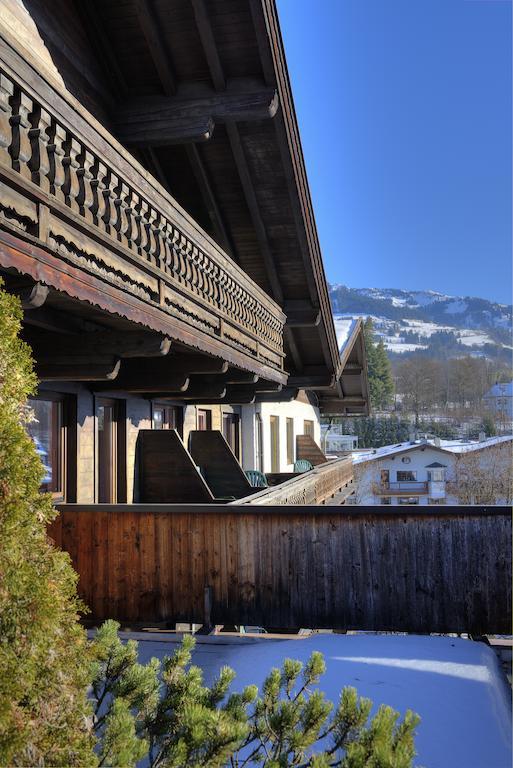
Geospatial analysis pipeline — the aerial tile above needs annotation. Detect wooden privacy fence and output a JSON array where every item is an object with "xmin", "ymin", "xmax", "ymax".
[
  {"xmin": 51, "ymin": 505, "xmax": 511, "ymax": 634},
  {"xmin": 238, "ymin": 457, "xmax": 354, "ymax": 505}
]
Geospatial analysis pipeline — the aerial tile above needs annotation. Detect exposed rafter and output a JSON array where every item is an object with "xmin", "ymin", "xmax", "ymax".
[
  {"xmin": 115, "ymin": 83, "xmax": 278, "ymax": 145},
  {"xmin": 135, "ymin": 0, "xmax": 177, "ymax": 96}
]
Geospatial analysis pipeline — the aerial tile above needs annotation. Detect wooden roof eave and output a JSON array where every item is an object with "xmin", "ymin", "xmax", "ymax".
[{"xmin": 250, "ymin": 0, "xmax": 342, "ymax": 376}]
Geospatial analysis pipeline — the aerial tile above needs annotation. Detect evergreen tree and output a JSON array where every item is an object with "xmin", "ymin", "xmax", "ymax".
[
  {"xmin": 0, "ymin": 281, "xmax": 94, "ymax": 765},
  {"xmin": 363, "ymin": 319, "xmax": 395, "ymax": 410},
  {"xmin": 90, "ymin": 627, "xmax": 420, "ymax": 767}
]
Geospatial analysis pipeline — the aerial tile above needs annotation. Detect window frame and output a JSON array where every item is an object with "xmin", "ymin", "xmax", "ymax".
[
  {"xmin": 397, "ymin": 470, "xmax": 417, "ymax": 482},
  {"xmin": 152, "ymin": 402, "xmax": 183, "ymax": 436},
  {"xmin": 96, "ymin": 397, "xmax": 126, "ymax": 504},
  {"xmin": 286, "ymin": 417, "xmax": 294, "ymax": 465},
  {"xmin": 197, "ymin": 408, "xmax": 212, "ymax": 431},
  {"xmin": 303, "ymin": 419, "xmax": 315, "ymax": 439},
  {"xmin": 270, "ymin": 415, "xmax": 280, "ymax": 473},
  {"xmin": 28, "ymin": 391, "xmax": 77, "ymax": 503}
]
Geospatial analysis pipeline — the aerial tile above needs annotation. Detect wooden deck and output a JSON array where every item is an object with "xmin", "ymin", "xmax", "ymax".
[{"xmin": 50, "ymin": 504, "xmax": 511, "ymax": 634}]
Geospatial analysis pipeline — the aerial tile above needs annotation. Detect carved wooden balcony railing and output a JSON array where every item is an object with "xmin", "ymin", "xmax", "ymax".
[
  {"xmin": 237, "ymin": 457, "xmax": 354, "ymax": 505},
  {"xmin": 0, "ymin": 44, "xmax": 286, "ymax": 379}
]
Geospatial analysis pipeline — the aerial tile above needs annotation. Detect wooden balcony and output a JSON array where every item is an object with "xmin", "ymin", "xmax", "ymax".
[
  {"xmin": 238, "ymin": 457, "xmax": 354, "ymax": 506},
  {"xmin": 379, "ymin": 481, "xmax": 429, "ymax": 495},
  {"xmin": 0, "ymin": 38, "xmax": 286, "ymax": 381}
]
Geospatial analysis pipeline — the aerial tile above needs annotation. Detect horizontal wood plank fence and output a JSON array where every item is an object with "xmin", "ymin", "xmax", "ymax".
[{"xmin": 51, "ymin": 505, "xmax": 511, "ymax": 634}]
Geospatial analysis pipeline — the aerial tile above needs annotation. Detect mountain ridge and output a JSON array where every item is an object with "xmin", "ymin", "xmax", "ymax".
[{"xmin": 329, "ymin": 284, "xmax": 512, "ymax": 360}]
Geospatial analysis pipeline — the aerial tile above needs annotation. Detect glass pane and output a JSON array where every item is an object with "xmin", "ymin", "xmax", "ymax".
[
  {"xmin": 27, "ymin": 398, "xmax": 60, "ymax": 491},
  {"xmin": 153, "ymin": 408, "xmax": 164, "ymax": 429}
]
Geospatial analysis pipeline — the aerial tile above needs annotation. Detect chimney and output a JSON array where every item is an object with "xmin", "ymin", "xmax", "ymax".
[
  {"xmin": 434, "ymin": 437, "xmax": 441, "ymax": 447},
  {"xmin": 478, "ymin": 431, "xmax": 486, "ymax": 443}
]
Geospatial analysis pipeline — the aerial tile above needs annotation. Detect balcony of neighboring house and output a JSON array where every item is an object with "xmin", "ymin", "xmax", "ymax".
[{"xmin": 381, "ymin": 481, "xmax": 429, "ymax": 495}]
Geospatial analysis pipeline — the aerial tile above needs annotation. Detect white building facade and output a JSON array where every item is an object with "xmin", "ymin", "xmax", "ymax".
[
  {"xmin": 353, "ymin": 436, "xmax": 512, "ymax": 506},
  {"xmin": 240, "ymin": 393, "xmax": 321, "ymax": 474}
]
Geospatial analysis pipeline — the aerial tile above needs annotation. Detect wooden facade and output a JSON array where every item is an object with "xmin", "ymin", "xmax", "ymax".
[
  {"xmin": 0, "ymin": 0, "xmax": 369, "ymax": 414},
  {"xmin": 50, "ymin": 504, "xmax": 511, "ymax": 634}
]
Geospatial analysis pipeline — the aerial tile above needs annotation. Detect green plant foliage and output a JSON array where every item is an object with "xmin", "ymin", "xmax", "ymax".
[
  {"xmin": 0, "ymin": 280, "xmax": 94, "ymax": 765},
  {"xmin": 90, "ymin": 627, "xmax": 420, "ymax": 768},
  {"xmin": 363, "ymin": 319, "xmax": 395, "ymax": 410}
]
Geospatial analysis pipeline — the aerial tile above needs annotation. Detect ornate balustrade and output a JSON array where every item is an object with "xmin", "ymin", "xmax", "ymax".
[
  {"xmin": 0, "ymin": 40, "xmax": 285, "ymax": 378},
  {"xmin": 237, "ymin": 457, "xmax": 354, "ymax": 505}
]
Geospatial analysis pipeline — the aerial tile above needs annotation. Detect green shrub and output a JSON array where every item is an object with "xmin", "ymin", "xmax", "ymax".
[
  {"xmin": 0, "ymin": 281, "xmax": 95, "ymax": 765},
  {"xmin": 89, "ymin": 625, "xmax": 420, "ymax": 768}
]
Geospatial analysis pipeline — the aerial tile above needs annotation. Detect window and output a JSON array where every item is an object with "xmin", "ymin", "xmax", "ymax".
[
  {"xmin": 427, "ymin": 469, "xmax": 445, "ymax": 482},
  {"xmin": 380, "ymin": 469, "xmax": 390, "ymax": 485},
  {"xmin": 397, "ymin": 471, "xmax": 416, "ymax": 482},
  {"xmin": 380, "ymin": 497, "xmax": 392, "ymax": 505},
  {"xmin": 270, "ymin": 415, "xmax": 280, "ymax": 472},
  {"xmin": 401, "ymin": 457, "xmax": 411, "ymax": 464},
  {"xmin": 197, "ymin": 409, "xmax": 212, "ymax": 431},
  {"xmin": 428, "ymin": 498, "xmax": 446, "ymax": 505},
  {"xmin": 153, "ymin": 403, "xmax": 183, "ymax": 436},
  {"xmin": 97, "ymin": 398, "xmax": 126, "ymax": 503},
  {"xmin": 398, "ymin": 497, "xmax": 419, "ymax": 505},
  {"xmin": 286, "ymin": 418, "xmax": 294, "ymax": 465},
  {"xmin": 27, "ymin": 393, "xmax": 75, "ymax": 501},
  {"xmin": 255, "ymin": 413, "xmax": 264, "ymax": 472},
  {"xmin": 303, "ymin": 420, "xmax": 314, "ymax": 439},
  {"xmin": 222, "ymin": 412, "xmax": 240, "ymax": 459}
]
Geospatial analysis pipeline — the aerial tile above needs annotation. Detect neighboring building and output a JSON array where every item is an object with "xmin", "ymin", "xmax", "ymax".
[
  {"xmin": 0, "ymin": 0, "xmax": 369, "ymax": 504},
  {"xmin": 240, "ymin": 391, "xmax": 320, "ymax": 473},
  {"xmin": 238, "ymin": 315, "xmax": 369, "ymax": 473},
  {"xmin": 484, "ymin": 382, "xmax": 513, "ymax": 420},
  {"xmin": 352, "ymin": 435, "xmax": 513, "ymax": 506},
  {"xmin": 321, "ymin": 425, "xmax": 359, "ymax": 455}
]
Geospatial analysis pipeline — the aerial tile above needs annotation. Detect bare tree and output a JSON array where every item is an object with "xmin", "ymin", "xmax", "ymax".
[{"xmin": 447, "ymin": 444, "xmax": 513, "ymax": 504}]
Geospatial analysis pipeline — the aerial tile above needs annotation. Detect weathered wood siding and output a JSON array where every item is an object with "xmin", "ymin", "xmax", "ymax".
[
  {"xmin": 50, "ymin": 505, "xmax": 511, "ymax": 634},
  {"xmin": 237, "ymin": 457, "xmax": 354, "ymax": 505}
]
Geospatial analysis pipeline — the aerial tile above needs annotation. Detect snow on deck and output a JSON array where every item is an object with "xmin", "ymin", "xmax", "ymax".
[{"xmin": 127, "ymin": 632, "xmax": 511, "ymax": 768}]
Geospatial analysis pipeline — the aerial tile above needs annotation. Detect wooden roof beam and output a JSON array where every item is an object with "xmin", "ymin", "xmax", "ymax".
[
  {"xmin": 190, "ymin": 0, "xmax": 226, "ymax": 91},
  {"xmin": 283, "ymin": 300, "xmax": 320, "ymax": 328},
  {"xmin": 37, "ymin": 358, "xmax": 120, "ymax": 382},
  {"xmin": 116, "ymin": 83, "xmax": 278, "ymax": 145},
  {"xmin": 135, "ymin": 0, "xmax": 177, "ymax": 96},
  {"xmin": 186, "ymin": 144, "xmax": 235, "ymax": 259},
  {"xmin": 24, "ymin": 329, "xmax": 172, "ymax": 361}
]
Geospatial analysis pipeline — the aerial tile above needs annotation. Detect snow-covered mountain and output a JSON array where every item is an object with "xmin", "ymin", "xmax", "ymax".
[{"xmin": 329, "ymin": 285, "xmax": 512, "ymax": 359}]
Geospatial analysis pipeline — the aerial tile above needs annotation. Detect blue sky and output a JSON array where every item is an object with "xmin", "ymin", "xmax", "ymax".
[{"xmin": 277, "ymin": 0, "xmax": 512, "ymax": 304}]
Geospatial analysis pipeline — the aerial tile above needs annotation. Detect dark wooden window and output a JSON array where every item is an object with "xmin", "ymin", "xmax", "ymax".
[
  {"xmin": 380, "ymin": 497, "xmax": 392, "ymax": 505},
  {"xmin": 286, "ymin": 417, "xmax": 294, "ymax": 465},
  {"xmin": 27, "ymin": 393, "xmax": 76, "ymax": 502},
  {"xmin": 380, "ymin": 469, "xmax": 390, "ymax": 485},
  {"xmin": 197, "ymin": 409, "xmax": 212, "ymax": 431},
  {"xmin": 222, "ymin": 412, "xmax": 240, "ymax": 459},
  {"xmin": 303, "ymin": 420, "xmax": 314, "ymax": 439},
  {"xmin": 153, "ymin": 403, "xmax": 183, "ymax": 436},
  {"xmin": 397, "ymin": 471, "xmax": 417, "ymax": 482},
  {"xmin": 97, "ymin": 398, "xmax": 126, "ymax": 503},
  {"xmin": 270, "ymin": 415, "xmax": 280, "ymax": 472}
]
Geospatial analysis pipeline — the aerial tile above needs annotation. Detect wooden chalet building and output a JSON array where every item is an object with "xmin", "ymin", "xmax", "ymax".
[{"xmin": 0, "ymin": 0, "xmax": 368, "ymax": 505}]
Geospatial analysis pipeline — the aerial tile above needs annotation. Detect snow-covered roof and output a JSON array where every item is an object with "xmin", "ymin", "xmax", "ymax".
[
  {"xmin": 334, "ymin": 316, "xmax": 358, "ymax": 355},
  {"xmin": 485, "ymin": 382, "xmax": 513, "ymax": 398},
  {"xmin": 122, "ymin": 631, "xmax": 512, "ymax": 768},
  {"xmin": 353, "ymin": 435, "xmax": 513, "ymax": 464}
]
